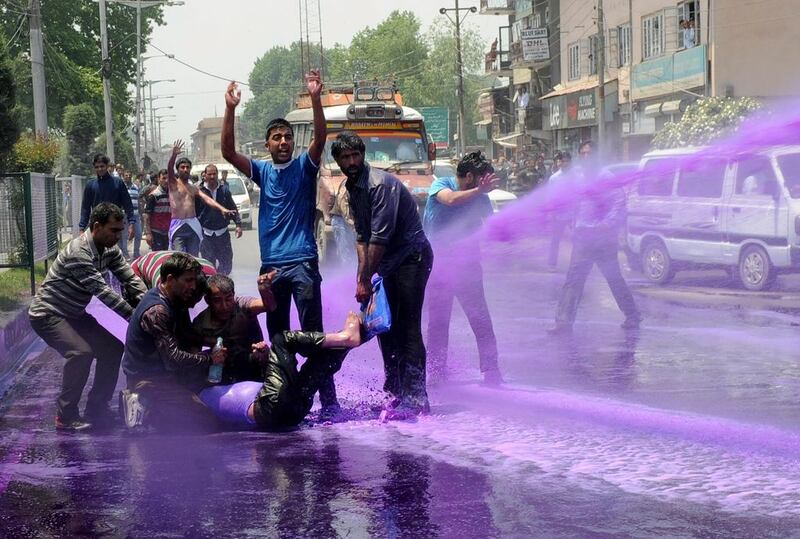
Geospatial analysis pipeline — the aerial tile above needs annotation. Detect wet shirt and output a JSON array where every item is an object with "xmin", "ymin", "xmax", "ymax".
[
  {"xmin": 29, "ymin": 233, "xmax": 146, "ymax": 320},
  {"xmin": 191, "ymin": 296, "xmax": 264, "ymax": 384},
  {"xmin": 423, "ymin": 176, "xmax": 493, "ymax": 242},
  {"xmin": 346, "ymin": 164, "xmax": 428, "ymax": 276},
  {"xmin": 249, "ymin": 152, "xmax": 318, "ymax": 267}
]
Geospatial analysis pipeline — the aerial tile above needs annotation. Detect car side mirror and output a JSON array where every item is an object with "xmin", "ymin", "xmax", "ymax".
[{"xmin": 427, "ymin": 142, "xmax": 436, "ymax": 161}]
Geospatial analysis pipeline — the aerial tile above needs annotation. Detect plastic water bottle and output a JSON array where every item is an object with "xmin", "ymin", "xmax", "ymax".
[{"xmin": 207, "ymin": 337, "xmax": 224, "ymax": 384}]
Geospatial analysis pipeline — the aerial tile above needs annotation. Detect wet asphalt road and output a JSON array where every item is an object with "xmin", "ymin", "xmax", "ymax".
[{"xmin": 1, "ymin": 222, "xmax": 799, "ymax": 537}]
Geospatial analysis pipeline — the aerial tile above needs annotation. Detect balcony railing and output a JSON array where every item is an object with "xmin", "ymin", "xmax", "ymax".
[
  {"xmin": 485, "ymin": 50, "xmax": 512, "ymax": 75},
  {"xmin": 479, "ymin": 0, "xmax": 515, "ymax": 16}
]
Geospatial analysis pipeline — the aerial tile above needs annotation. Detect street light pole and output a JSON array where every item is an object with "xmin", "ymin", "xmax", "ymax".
[
  {"xmin": 439, "ymin": 2, "xmax": 477, "ymax": 158},
  {"xmin": 98, "ymin": 0, "xmax": 115, "ymax": 160}
]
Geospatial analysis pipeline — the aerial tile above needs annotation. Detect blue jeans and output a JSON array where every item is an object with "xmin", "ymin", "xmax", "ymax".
[
  {"xmin": 259, "ymin": 259, "xmax": 337, "ymax": 407},
  {"xmin": 132, "ymin": 217, "xmax": 142, "ymax": 258}
]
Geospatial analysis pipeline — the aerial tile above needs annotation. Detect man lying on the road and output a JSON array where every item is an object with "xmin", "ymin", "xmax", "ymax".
[
  {"xmin": 197, "ymin": 310, "xmax": 363, "ymax": 431},
  {"xmin": 29, "ymin": 202, "xmax": 147, "ymax": 431},
  {"xmin": 121, "ymin": 252, "xmax": 226, "ymax": 432},
  {"xmin": 190, "ymin": 273, "xmax": 277, "ymax": 384}
]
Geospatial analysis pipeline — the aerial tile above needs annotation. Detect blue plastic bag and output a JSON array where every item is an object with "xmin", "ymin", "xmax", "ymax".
[{"xmin": 361, "ymin": 276, "xmax": 391, "ymax": 340}]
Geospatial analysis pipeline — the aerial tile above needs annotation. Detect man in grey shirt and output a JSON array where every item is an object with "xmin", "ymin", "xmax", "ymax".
[
  {"xmin": 29, "ymin": 202, "xmax": 147, "ymax": 431},
  {"xmin": 334, "ymin": 131, "xmax": 433, "ymax": 419}
]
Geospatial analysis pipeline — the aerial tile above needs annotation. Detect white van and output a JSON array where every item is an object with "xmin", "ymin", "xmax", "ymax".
[{"xmin": 626, "ymin": 146, "xmax": 800, "ymax": 290}]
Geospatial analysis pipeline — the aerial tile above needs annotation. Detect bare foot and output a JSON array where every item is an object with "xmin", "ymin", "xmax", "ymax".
[{"xmin": 340, "ymin": 311, "xmax": 363, "ymax": 348}]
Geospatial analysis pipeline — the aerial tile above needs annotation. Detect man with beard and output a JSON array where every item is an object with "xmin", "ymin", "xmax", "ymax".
[
  {"xmin": 30, "ymin": 203, "xmax": 147, "ymax": 430},
  {"xmin": 333, "ymin": 131, "xmax": 433, "ymax": 419},
  {"xmin": 121, "ymin": 252, "xmax": 226, "ymax": 432}
]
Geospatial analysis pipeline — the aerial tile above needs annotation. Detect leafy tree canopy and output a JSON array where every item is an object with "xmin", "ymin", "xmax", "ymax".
[
  {"xmin": 652, "ymin": 97, "xmax": 762, "ymax": 149},
  {"xmin": 0, "ymin": 0, "xmax": 163, "ymax": 133},
  {"xmin": 241, "ymin": 10, "xmax": 489, "ymax": 146}
]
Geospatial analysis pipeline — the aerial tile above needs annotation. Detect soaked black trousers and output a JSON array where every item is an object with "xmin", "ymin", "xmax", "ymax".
[{"xmin": 252, "ymin": 331, "xmax": 348, "ymax": 430}]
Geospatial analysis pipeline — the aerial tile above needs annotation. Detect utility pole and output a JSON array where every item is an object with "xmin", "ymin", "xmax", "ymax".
[
  {"xmin": 596, "ymin": 0, "xmax": 606, "ymax": 154},
  {"xmin": 628, "ymin": 0, "xmax": 634, "ymax": 138},
  {"xmin": 28, "ymin": 0, "xmax": 47, "ymax": 136},
  {"xmin": 439, "ymin": 2, "xmax": 477, "ymax": 158},
  {"xmin": 135, "ymin": 1, "xmax": 142, "ymax": 170},
  {"xmin": 98, "ymin": 0, "xmax": 115, "ymax": 161}
]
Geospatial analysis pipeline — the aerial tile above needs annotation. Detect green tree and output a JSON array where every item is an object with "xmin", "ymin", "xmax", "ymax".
[
  {"xmin": 0, "ymin": 33, "xmax": 19, "ymax": 169},
  {"xmin": 0, "ymin": 0, "xmax": 164, "ymax": 132},
  {"xmin": 652, "ymin": 97, "xmax": 762, "ymax": 149},
  {"xmin": 404, "ymin": 19, "xmax": 488, "ymax": 146},
  {"xmin": 63, "ymin": 103, "xmax": 98, "ymax": 175}
]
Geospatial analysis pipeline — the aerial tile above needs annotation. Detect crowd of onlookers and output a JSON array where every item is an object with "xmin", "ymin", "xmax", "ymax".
[{"xmin": 491, "ymin": 150, "xmax": 574, "ymax": 192}]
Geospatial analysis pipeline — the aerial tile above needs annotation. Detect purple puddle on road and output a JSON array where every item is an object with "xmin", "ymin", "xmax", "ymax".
[{"xmin": 2, "ymin": 102, "xmax": 800, "ymax": 535}]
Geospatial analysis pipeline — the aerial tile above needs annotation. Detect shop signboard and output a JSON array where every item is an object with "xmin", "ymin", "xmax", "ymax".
[
  {"xmin": 521, "ymin": 28, "xmax": 550, "ymax": 62},
  {"xmin": 418, "ymin": 106, "xmax": 450, "ymax": 149},
  {"xmin": 632, "ymin": 45, "xmax": 706, "ymax": 100}
]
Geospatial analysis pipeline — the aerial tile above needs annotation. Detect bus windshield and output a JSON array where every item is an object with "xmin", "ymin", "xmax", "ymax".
[{"xmin": 323, "ymin": 131, "xmax": 429, "ymax": 170}]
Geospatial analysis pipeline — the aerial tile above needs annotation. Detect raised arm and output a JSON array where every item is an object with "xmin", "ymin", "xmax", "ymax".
[
  {"xmin": 167, "ymin": 140, "xmax": 183, "ymax": 189},
  {"xmin": 221, "ymin": 81, "xmax": 252, "ymax": 177},
  {"xmin": 435, "ymin": 173, "xmax": 499, "ymax": 206},
  {"xmin": 306, "ymin": 70, "xmax": 327, "ymax": 166}
]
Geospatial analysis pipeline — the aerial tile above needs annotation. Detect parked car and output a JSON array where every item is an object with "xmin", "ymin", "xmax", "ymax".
[
  {"xmin": 433, "ymin": 162, "xmax": 518, "ymax": 213},
  {"xmin": 224, "ymin": 174, "xmax": 253, "ymax": 230},
  {"xmin": 626, "ymin": 146, "xmax": 800, "ymax": 291}
]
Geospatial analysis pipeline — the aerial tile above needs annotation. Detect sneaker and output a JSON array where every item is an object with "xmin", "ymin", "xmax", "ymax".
[
  {"xmin": 621, "ymin": 315, "xmax": 643, "ymax": 330},
  {"xmin": 55, "ymin": 416, "xmax": 92, "ymax": 432},
  {"xmin": 119, "ymin": 390, "xmax": 145, "ymax": 428},
  {"xmin": 482, "ymin": 369, "xmax": 504, "ymax": 386},
  {"xmin": 546, "ymin": 323, "xmax": 573, "ymax": 335}
]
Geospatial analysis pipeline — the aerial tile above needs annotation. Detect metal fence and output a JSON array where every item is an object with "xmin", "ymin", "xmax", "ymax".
[{"xmin": 0, "ymin": 173, "xmax": 60, "ymax": 294}]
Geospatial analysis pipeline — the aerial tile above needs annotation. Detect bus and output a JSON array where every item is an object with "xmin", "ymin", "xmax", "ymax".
[{"xmin": 286, "ymin": 81, "xmax": 437, "ymax": 264}]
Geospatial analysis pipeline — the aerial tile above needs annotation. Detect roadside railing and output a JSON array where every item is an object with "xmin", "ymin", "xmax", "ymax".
[{"xmin": 0, "ymin": 173, "xmax": 60, "ymax": 294}]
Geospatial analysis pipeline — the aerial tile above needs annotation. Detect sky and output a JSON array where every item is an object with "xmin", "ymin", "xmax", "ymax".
[{"xmin": 142, "ymin": 0, "xmax": 506, "ymax": 145}]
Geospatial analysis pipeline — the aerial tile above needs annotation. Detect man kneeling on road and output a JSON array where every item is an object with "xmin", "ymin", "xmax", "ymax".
[
  {"xmin": 29, "ymin": 203, "xmax": 147, "ymax": 431},
  {"xmin": 190, "ymin": 273, "xmax": 277, "ymax": 384},
  {"xmin": 121, "ymin": 252, "xmax": 226, "ymax": 432}
]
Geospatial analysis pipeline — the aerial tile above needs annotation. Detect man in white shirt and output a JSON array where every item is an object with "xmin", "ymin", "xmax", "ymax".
[{"xmin": 513, "ymin": 85, "xmax": 530, "ymax": 130}]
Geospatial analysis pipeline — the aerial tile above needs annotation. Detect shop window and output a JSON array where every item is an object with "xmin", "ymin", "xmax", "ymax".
[
  {"xmin": 642, "ymin": 11, "xmax": 665, "ymax": 59},
  {"xmin": 568, "ymin": 42, "xmax": 580, "ymax": 80},
  {"xmin": 676, "ymin": 159, "xmax": 726, "ymax": 198},
  {"xmin": 638, "ymin": 158, "xmax": 677, "ymax": 196}
]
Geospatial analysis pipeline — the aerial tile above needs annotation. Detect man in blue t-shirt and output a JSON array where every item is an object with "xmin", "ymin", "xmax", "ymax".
[
  {"xmin": 220, "ymin": 70, "xmax": 340, "ymax": 416},
  {"xmin": 423, "ymin": 151, "xmax": 503, "ymax": 386}
]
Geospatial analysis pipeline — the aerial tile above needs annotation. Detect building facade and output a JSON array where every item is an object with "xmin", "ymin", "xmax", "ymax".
[{"xmin": 486, "ymin": 0, "xmax": 800, "ymax": 161}]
